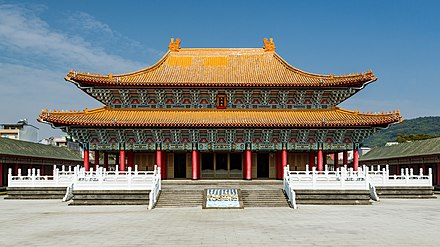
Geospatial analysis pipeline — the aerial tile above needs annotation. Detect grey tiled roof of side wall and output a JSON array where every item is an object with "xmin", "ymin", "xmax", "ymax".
[
  {"xmin": 360, "ymin": 137, "xmax": 440, "ymax": 161},
  {"xmin": 0, "ymin": 137, "xmax": 82, "ymax": 161}
]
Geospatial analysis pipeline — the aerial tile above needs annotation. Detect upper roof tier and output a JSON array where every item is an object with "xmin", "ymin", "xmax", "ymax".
[
  {"xmin": 38, "ymin": 106, "xmax": 401, "ymax": 129},
  {"xmin": 66, "ymin": 38, "xmax": 377, "ymax": 88}
]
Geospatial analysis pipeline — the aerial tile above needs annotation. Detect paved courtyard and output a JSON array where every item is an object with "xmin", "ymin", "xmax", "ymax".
[{"xmin": 0, "ymin": 196, "xmax": 439, "ymax": 246}]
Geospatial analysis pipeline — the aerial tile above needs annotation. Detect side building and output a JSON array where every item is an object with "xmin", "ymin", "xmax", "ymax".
[
  {"xmin": 0, "ymin": 137, "xmax": 82, "ymax": 187},
  {"xmin": 360, "ymin": 137, "xmax": 440, "ymax": 186},
  {"xmin": 38, "ymin": 38, "xmax": 401, "ymax": 179}
]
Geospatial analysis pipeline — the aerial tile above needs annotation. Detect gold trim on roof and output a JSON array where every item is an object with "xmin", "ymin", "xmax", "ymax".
[
  {"xmin": 39, "ymin": 107, "xmax": 401, "ymax": 128},
  {"xmin": 66, "ymin": 39, "xmax": 376, "ymax": 88}
]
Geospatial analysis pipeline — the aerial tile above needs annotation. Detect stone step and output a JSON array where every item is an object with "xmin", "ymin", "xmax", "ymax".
[
  {"xmin": 241, "ymin": 190, "xmax": 290, "ymax": 207},
  {"xmin": 155, "ymin": 190, "xmax": 204, "ymax": 208},
  {"xmin": 294, "ymin": 189, "xmax": 371, "ymax": 205},
  {"xmin": 6, "ymin": 187, "xmax": 66, "ymax": 200},
  {"xmin": 69, "ymin": 190, "xmax": 151, "ymax": 206},
  {"xmin": 69, "ymin": 200, "xmax": 149, "ymax": 205}
]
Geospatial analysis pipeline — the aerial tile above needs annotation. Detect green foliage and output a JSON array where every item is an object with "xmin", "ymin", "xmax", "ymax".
[
  {"xmin": 396, "ymin": 134, "xmax": 437, "ymax": 143},
  {"xmin": 363, "ymin": 116, "xmax": 440, "ymax": 147}
]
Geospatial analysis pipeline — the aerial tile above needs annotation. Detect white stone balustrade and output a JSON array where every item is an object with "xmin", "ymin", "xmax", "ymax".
[
  {"xmin": 364, "ymin": 165, "xmax": 432, "ymax": 187},
  {"xmin": 285, "ymin": 165, "xmax": 370, "ymax": 190},
  {"xmin": 8, "ymin": 165, "xmax": 77, "ymax": 188}
]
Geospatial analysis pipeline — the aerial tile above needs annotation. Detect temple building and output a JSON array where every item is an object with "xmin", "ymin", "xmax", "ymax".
[{"xmin": 38, "ymin": 38, "xmax": 401, "ymax": 179}]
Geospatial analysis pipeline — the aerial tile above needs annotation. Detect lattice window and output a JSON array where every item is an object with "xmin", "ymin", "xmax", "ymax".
[
  {"xmin": 172, "ymin": 89, "xmax": 183, "ymax": 106},
  {"xmin": 207, "ymin": 129, "xmax": 217, "ymax": 143},
  {"xmin": 278, "ymin": 90, "xmax": 289, "ymax": 108},
  {"xmin": 280, "ymin": 129, "xmax": 291, "ymax": 143},
  {"xmin": 262, "ymin": 129, "xmax": 273, "ymax": 144},
  {"xmin": 294, "ymin": 90, "xmax": 306, "ymax": 106},
  {"xmin": 225, "ymin": 130, "xmax": 236, "ymax": 144},
  {"xmin": 188, "ymin": 129, "xmax": 200, "ymax": 143},
  {"xmin": 298, "ymin": 129, "xmax": 309, "ymax": 144},
  {"xmin": 315, "ymin": 129, "xmax": 328, "ymax": 143}
]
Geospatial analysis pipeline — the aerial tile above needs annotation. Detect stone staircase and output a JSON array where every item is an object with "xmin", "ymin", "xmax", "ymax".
[
  {"xmin": 6, "ymin": 187, "xmax": 66, "ymax": 200},
  {"xmin": 295, "ymin": 190, "xmax": 372, "ymax": 205},
  {"xmin": 241, "ymin": 189, "xmax": 290, "ymax": 207},
  {"xmin": 68, "ymin": 190, "xmax": 151, "ymax": 205},
  {"xmin": 155, "ymin": 180, "xmax": 290, "ymax": 208},
  {"xmin": 155, "ymin": 190, "xmax": 203, "ymax": 208},
  {"xmin": 375, "ymin": 186, "xmax": 435, "ymax": 199}
]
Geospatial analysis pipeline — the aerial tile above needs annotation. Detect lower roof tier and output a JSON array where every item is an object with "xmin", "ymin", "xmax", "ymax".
[{"xmin": 38, "ymin": 107, "xmax": 402, "ymax": 128}]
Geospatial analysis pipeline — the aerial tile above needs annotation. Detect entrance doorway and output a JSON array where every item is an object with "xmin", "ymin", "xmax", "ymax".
[
  {"xmin": 174, "ymin": 153, "xmax": 187, "ymax": 178},
  {"xmin": 257, "ymin": 153, "xmax": 269, "ymax": 178},
  {"xmin": 216, "ymin": 153, "xmax": 228, "ymax": 178},
  {"xmin": 201, "ymin": 153, "xmax": 215, "ymax": 178},
  {"xmin": 229, "ymin": 153, "xmax": 242, "ymax": 178},
  {"xmin": 200, "ymin": 152, "xmax": 243, "ymax": 179}
]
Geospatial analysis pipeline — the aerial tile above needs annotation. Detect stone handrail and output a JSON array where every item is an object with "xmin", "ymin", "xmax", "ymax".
[{"xmin": 148, "ymin": 165, "xmax": 161, "ymax": 210}]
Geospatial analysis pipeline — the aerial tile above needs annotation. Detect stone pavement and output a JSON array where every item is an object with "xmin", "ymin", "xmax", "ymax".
[{"xmin": 0, "ymin": 195, "xmax": 439, "ymax": 246}]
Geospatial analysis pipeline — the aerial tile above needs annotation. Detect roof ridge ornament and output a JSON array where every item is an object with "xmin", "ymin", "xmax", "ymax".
[
  {"xmin": 263, "ymin": 38, "xmax": 275, "ymax": 52},
  {"xmin": 168, "ymin": 38, "xmax": 181, "ymax": 52}
]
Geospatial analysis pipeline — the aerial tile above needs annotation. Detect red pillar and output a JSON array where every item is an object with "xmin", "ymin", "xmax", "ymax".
[
  {"xmin": 94, "ymin": 150, "xmax": 99, "ymax": 169},
  {"xmin": 343, "ymin": 150, "xmax": 348, "ymax": 167},
  {"xmin": 156, "ymin": 150, "xmax": 167, "ymax": 179},
  {"xmin": 309, "ymin": 152, "xmax": 315, "ymax": 168},
  {"xmin": 244, "ymin": 150, "xmax": 252, "ymax": 180},
  {"xmin": 397, "ymin": 165, "xmax": 401, "ymax": 175},
  {"xmin": 84, "ymin": 149, "xmax": 90, "ymax": 171},
  {"xmin": 0, "ymin": 162, "xmax": 3, "ymax": 187},
  {"xmin": 421, "ymin": 164, "xmax": 426, "ymax": 175},
  {"xmin": 282, "ymin": 150, "xmax": 288, "ymax": 169},
  {"xmin": 103, "ymin": 152, "xmax": 108, "ymax": 169},
  {"xmin": 334, "ymin": 153, "xmax": 339, "ymax": 170},
  {"xmin": 127, "ymin": 151, "xmax": 134, "ymax": 169},
  {"xmin": 437, "ymin": 163, "xmax": 440, "ymax": 186},
  {"xmin": 40, "ymin": 165, "xmax": 44, "ymax": 176},
  {"xmin": 119, "ymin": 150, "xmax": 126, "ymax": 172},
  {"xmin": 192, "ymin": 150, "xmax": 200, "ymax": 180},
  {"xmin": 353, "ymin": 148, "xmax": 359, "ymax": 171},
  {"xmin": 317, "ymin": 149, "xmax": 323, "ymax": 171},
  {"xmin": 14, "ymin": 163, "xmax": 19, "ymax": 175}
]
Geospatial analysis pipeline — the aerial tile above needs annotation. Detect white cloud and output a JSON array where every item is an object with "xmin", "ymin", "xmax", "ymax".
[
  {"xmin": 0, "ymin": 3, "xmax": 145, "ymax": 74},
  {"xmin": 0, "ymin": 3, "xmax": 162, "ymax": 138}
]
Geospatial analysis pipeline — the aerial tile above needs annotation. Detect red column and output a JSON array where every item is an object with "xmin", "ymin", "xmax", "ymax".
[
  {"xmin": 156, "ymin": 150, "xmax": 167, "ymax": 179},
  {"xmin": 119, "ymin": 150, "xmax": 126, "ymax": 171},
  {"xmin": 437, "ymin": 163, "xmax": 440, "ymax": 186},
  {"xmin": 103, "ymin": 152, "xmax": 108, "ymax": 169},
  {"xmin": 309, "ymin": 152, "xmax": 315, "ymax": 168},
  {"xmin": 282, "ymin": 150, "xmax": 288, "ymax": 169},
  {"xmin": 14, "ymin": 163, "xmax": 19, "ymax": 175},
  {"xmin": 276, "ymin": 151, "xmax": 282, "ymax": 179},
  {"xmin": 353, "ymin": 148, "xmax": 359, "ymax": 171},
  {"xmin": 334, "ymin": 153, "xmax": 339, "ymax": 170},
  {"xmin": 0, "ymin": 162, "xmax": 3, "ymax": 187},
  {"xmin": 343, "ymin": 150, "xmax": 348, "ymax": 167},
  {"xmin": 396, "ymin": 165, "xmax": 401, "ymax": 175},
  {"xmin": 40, "ymin": 165, "xmax": 44, "ymax": 176},
  {"xmin": 317, "ymin": 149, "xmax": 323, "ymax": 171},
  {"xmin": 192, "ymin": 150, "xmax": 200, "ymax": 179},
  {"xmin": 421, "ymin": 164, "xmax": 426, "ymax": 175},
  {"xmin": 84, "ymin": 149, "xmax": 90, "ymax": 171},
  {"xmin": 127, "ymin": 151, "xmax": 134, "ymax": 169},
  {"xmin": 94, "ymin": 150, "xmax": 99, "ymax": 169},
  {"xmin": 244, "ymin": 150, "xmax": 252, "ymax": 180}
]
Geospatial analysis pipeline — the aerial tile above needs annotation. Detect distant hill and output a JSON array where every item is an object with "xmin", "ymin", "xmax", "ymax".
[{"xmin": 363, "ymin": 116, "xmax": 440, "ymax": 147}]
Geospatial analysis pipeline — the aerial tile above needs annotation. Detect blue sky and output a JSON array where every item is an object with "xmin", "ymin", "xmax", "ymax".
[{"xmin": 0, "ymin": 0, "xmax": 439, "ymax": 139}]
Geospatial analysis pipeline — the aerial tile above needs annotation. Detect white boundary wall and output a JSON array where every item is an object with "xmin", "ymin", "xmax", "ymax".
[{"xmin": 8, "ymin": 165, "xmax": 161, "ymax": 210}]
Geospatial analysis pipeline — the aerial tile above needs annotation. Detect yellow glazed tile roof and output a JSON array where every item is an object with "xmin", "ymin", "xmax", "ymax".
[
  {"xmin": 38, "ymin": 107, "xmax": 401, "ymax": 128},
  {"xmin": 65, "ymin": 39, "xmax": 376, "ymax": 88}
]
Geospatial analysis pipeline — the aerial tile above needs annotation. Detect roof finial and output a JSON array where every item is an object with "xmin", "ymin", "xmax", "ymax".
[
  {"xmin": 168, "ymin": 38, "xmax": 181, "ymax": 52},
  {"xmin": 263, "ymin": 38, "xmax": 276, "ymax": 52}
]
